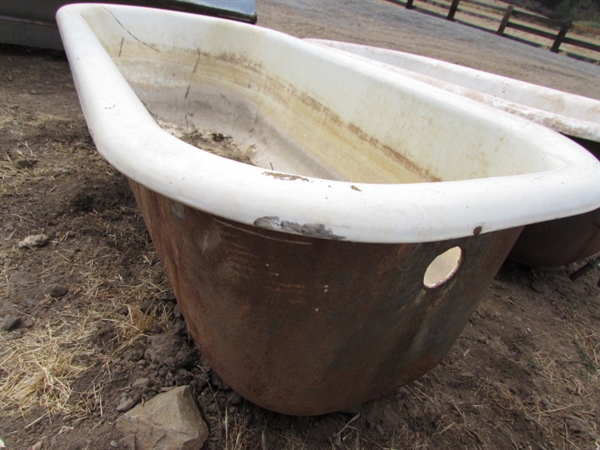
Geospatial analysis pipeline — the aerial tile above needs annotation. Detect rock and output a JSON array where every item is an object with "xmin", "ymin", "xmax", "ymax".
[
  {"xmin": 564, "ymin": 415, "xmax": 592, "ymax": 436},
  {"xmin": 119, "ymin": 435, "xmax": 136, "ymax": 449},
  {"xmin": 363, "ymin": 402, "xmax": 403, "ymax": 433},
  {"xmin": 206, "ymin": 403, "xmax": 217, "ymax": 414},
  {"xmin": 132, "ymin": 378, "xmax": 151, "ymax": 389},
  {"xmin": 210, "ymin": 372, "xmax": 230, "ymax": 391},
  {"xmin": 4, "ymin": 332, "xmax": 22, "ymax": 341},
  {"xmin": 529, "ymin": 280, "xmax": 547, "ymax": 294},
  {"xmin": 49, "ymin": 285, "xmax": 69, "ymax": 298},
  {"xmin": 396, "ymin": 387, "xmax": 410, "ymax": 397},
  {"xmin": 191, "ymin": 377, "xmax": 208, "ymax": 394},
  {"xmin": 380, "ymin": 406, "xmax": 403, "ymax": 430},
  {"xmin": 116, "ymin": 385, "xmax": 208, "ymax": 450},
  {"xmin": 16, "ymin": 159, "xmax": 38, "ymax": 169},
  {"xmin": 21, "ymin": 317, "xmax": 35, "ymax": 328},
  {"xmin": 172, "ymin": 304, "xmax": 182, "ymax": 319},
  {"xmin": 125, "ymin": 348, "xmax": 145, "ymax": 362},
  {"xmin": 174, "ymin": 369, "xmax": 194, "ymax": 385},
  {"xmin": 227, "ymin": 391, "xmax": 243, "ymax": 406},
  {"xmin": 145, "ymin": 334, "xmax": 198, "ymax": 370},
  {"xmin": 475, "ymin": 334, "xmax": 489, "ymax": 344},
  {"xmin": 159, "ymin": 291, "xmax": 177, "ymax": 303},
  {"xmin": 117, "ymin": 398, "xmax": 137, "ymax": 412},
  {"xmin": 18, "ymin": 234, "xmax": 50, "ymax": 248},
  {"xmin": 1, "ymin": 315, "xmax": 21, "ymax": 331},
  {"xmin": 139, "ymin": 299, "xmax": 154, "ymax": 314},
  {"xmin": 172, "ymin": 321, "xmax": 188, "ymax": 336}
]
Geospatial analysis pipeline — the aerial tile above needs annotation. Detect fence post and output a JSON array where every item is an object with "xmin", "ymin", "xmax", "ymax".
[
  {"xmin": 406, "ymin": 0, "xmax": 415, "ymax": 9},
  {"xmin": 551, "ymin": 20, "xmax": 572, "ymax": 53},
  {"xmin": 497, "ymin": 5, "xmax": 513, "ymax": 35},
  {"xmin": 447, "ymin": 0, "xmax": 460, "ymax": 20}
]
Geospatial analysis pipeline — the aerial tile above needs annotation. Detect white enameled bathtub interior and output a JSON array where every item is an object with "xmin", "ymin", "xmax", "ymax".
[
  {"xmin": 68, "ymin": 5, "xmax": 565, "ymax": 183},
  {"xmin": 56, "ymin": 4, "xmax": 600, "ymax": 243}
]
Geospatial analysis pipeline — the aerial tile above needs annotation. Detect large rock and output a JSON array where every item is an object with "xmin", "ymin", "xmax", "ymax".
[{"xmin": 116, "ymin": 385, "xmax": 208, "ymax": 450}]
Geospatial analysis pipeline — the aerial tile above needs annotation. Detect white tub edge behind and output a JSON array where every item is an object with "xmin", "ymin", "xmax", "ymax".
[
  {"xmin": 305, "ymin": 39, "xmax": 600, "ymax": 142},
  {"xmin": 56, "ymin": 4, "xmax": 600, "ymax": 243}
]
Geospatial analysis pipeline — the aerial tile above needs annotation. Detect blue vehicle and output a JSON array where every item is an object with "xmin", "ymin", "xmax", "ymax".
[{"xmin": 0, "ymin": 0, "xmax": 257, "ymax": 49}]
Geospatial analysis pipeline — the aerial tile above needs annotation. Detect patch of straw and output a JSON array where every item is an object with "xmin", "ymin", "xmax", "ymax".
[
  {"xmin": 573, "ymin": 330, "xmax": 599, "ymax": 376},
  {"xmin": 0, "ymin": 318, "xmax": 94, "ymax": 417}
]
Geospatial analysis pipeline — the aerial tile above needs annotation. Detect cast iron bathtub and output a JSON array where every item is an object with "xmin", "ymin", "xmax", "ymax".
[{"xmin": 57, "ymin": 4, "xmax": 600, "ymax": 415}]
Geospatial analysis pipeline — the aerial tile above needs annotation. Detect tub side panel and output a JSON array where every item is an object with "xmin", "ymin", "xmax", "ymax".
[
  {"xmin": 510, "ymin": 138, "xmax": 600, "ymax": 267},
  {"xmin": 129, "ymin": 179, "xmax": 521, "ymax": 415},
  {"xmin": 509, "ymin": 209, "xmax": 600, "ymax": 267}
]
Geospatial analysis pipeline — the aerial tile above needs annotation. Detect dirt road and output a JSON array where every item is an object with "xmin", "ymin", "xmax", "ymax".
[{"xmin": 257, "ymin": 0, "xmax": 600, "ymax": 98}]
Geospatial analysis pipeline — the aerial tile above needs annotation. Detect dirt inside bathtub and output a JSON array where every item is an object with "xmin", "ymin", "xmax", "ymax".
[
  {"xmin": 1, "ymin": 5, "xmax": 599, "ymax": 450},
  {"xmin": 158, "ymin": 120, "xmax": 255, "ymax": 166}
]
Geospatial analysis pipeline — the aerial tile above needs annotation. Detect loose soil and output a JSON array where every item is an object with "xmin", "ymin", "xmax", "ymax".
[{"xmin": 1, "ymin": 1, "xmax": 599, "ymax": 449}]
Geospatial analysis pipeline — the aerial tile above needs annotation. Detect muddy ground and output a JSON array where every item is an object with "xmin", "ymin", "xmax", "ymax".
[{"xmin": 1, "ymin": 1, "xmax": 599, "ymax": 449}]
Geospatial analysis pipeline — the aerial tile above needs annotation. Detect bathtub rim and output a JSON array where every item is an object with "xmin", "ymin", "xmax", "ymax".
[{"xmin": 56, "ymin": 3, "xmax": 600, "ymax": 244}]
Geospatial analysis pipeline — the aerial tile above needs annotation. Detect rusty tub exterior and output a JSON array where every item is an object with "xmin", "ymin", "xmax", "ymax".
[
  {"xmin": 509, "ymin": 137, "xmax": 600, "ymax": 267},
  {"xmin": 57, "ymin": 4, "xmax": 599, "ymax": 415},
  {"xmin": 508, "ymin": 209, "xmax": 600, "ymax": 268},
  {"xmin": 130, "ymin": 180, "xmax": 521, "ymax": 415}
]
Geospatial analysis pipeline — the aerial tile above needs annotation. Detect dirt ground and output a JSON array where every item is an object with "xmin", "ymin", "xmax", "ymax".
[{"xmin": 1, "ymin": 1, "xmax": 599, "ymax": 449}]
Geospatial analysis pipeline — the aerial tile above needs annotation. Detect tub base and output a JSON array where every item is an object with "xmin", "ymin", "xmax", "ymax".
[{"xmin": 129, "ymin": 180, "xmax": 522, "ymax": 415}]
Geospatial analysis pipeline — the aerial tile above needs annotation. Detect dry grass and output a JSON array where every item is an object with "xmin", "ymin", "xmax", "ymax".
[
  {"xmin": 0, "ymin": 103, "xmax": 168, "ymax": 418},
  {"xmin": 0, "ymin": 270, "xmax": 169, "ymax": 419},
  {"xmin": 0, "ymin": 316, "xmax": 93, "ymax": 416},
  {"xmin": 479, "ymin": 321, "xmax": 600, "ymax": 450},
  {"xmin": 573, "ymin": 329, "xmax": 599, "ymax": 377}
]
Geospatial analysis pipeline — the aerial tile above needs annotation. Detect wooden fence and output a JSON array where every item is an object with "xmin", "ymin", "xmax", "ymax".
[{"xmin": 387, "ymin": 0, "xmax": 600, "ymax": 63}]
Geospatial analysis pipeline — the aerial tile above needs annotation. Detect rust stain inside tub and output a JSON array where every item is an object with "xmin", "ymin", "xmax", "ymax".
[{"xmin": 134, "ymin": 52, "xmax": 438, "ymax": 185}]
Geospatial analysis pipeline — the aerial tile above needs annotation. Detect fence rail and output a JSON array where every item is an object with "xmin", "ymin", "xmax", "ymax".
[{"xmin": 387, "ymin": 0, "xmax": 600, "ymax": 63}]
